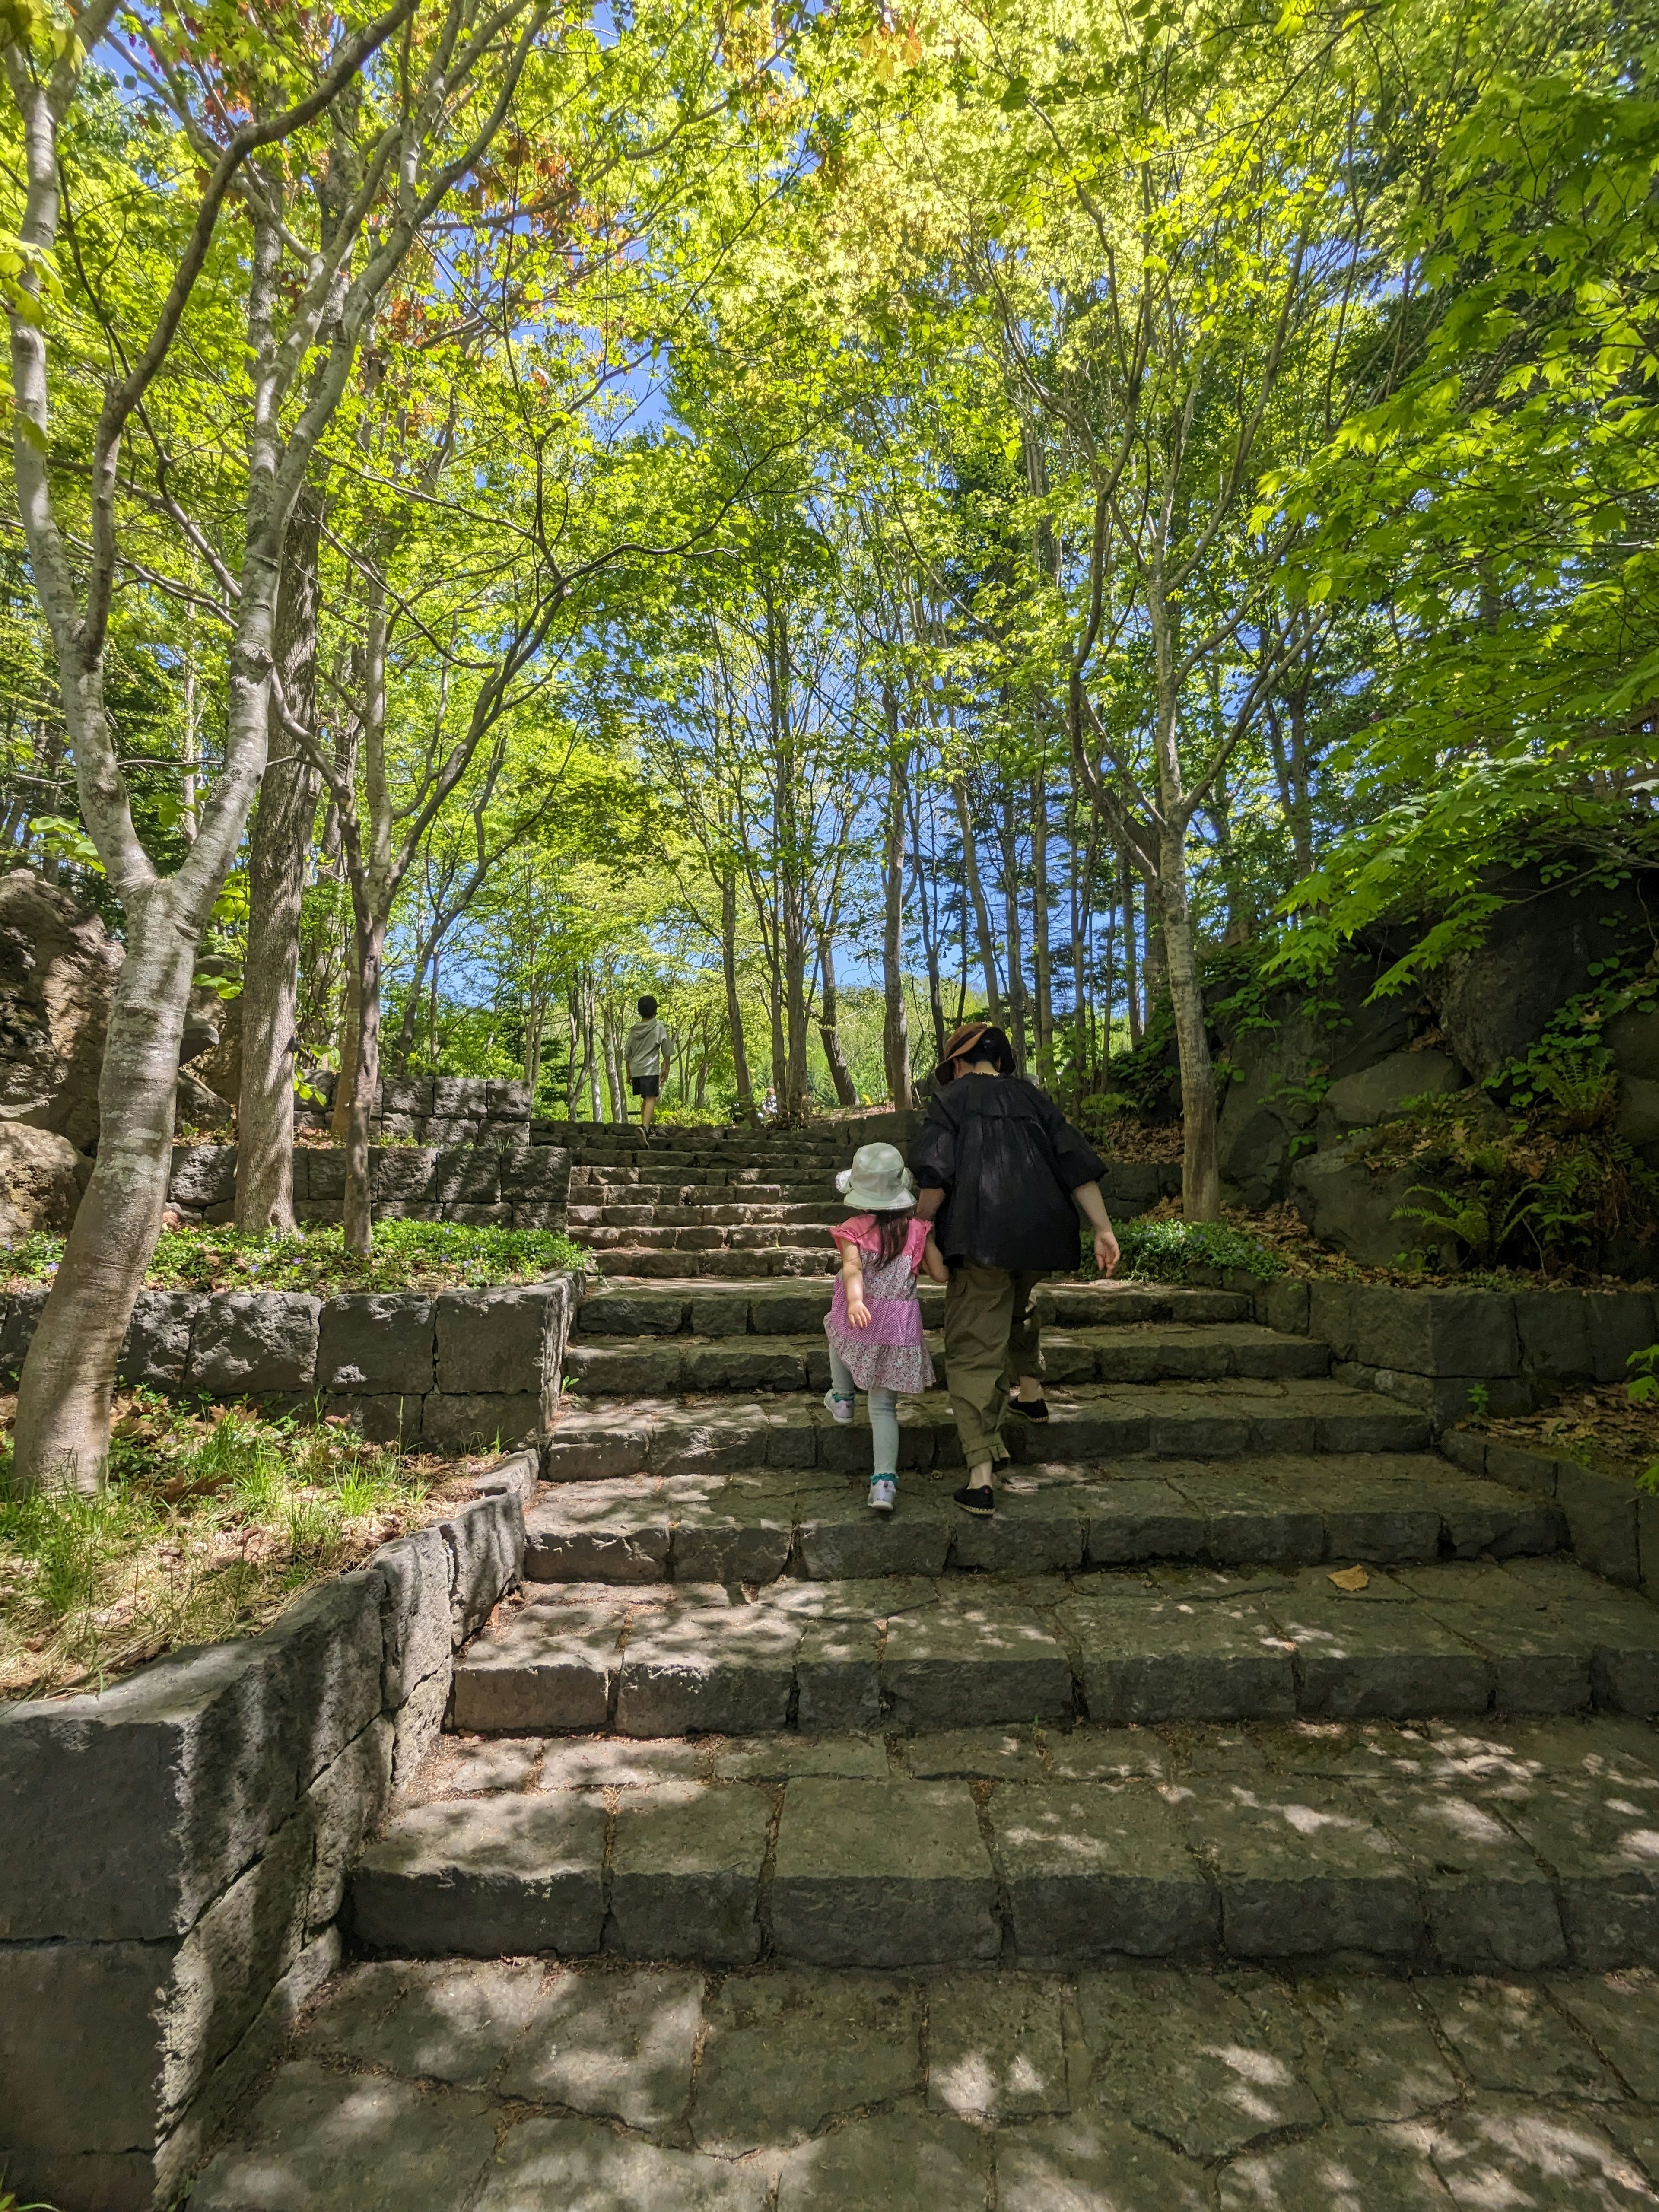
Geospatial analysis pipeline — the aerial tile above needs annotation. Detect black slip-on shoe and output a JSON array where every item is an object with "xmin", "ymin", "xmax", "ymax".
[
  {"xmin": 953, "ymin": 1484, "xmax": 995, "ymax": 1517},
  {"xmin": 1008, "ymin": 1397, "xmax": 1050, "ymax": 1421}
]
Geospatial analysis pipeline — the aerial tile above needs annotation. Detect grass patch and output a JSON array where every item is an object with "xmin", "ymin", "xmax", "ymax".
[
  {"xmin": 0, "ymin": 1392, "xmax": 482, "ymax": 1702},
  {"xmin": 2, "ymin": 1217, "xmax": 592, "ymax": 1297},
  {"xmin": 1106, "ymin": 1214, "xmax": 1285, "ymax": 1284}
]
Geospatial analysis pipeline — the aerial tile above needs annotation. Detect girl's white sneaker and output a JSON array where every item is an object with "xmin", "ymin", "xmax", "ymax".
[
  {"xmin": 868, "ymin": 1476, "xmax": 896, "ymax": 1513},
  {"xmin": 823, "ymin": 1389, "xmax": 855, "ymax": 1425}
]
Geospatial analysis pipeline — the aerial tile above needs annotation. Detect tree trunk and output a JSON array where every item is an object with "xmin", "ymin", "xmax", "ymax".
[
  {"xmin": 719, "ymin": 872, "xmax": 758, "ymax": 1122},
  {"xmin": 11, "ymin": 891, "xmax": 199, "ymax": 1487},
  {"xmin": 1121, "ymin": 849, "xmax": 1142, "ymax": 1047},
  {"xmin": 1030, "ymin": 762, "xmax": 1055, "ymax": 1087},
  {"xmin": 999, "ymin": 779, "xmax": 1028, "ymax": 1067},
  {"xmin": 236, "ymin": 481, "xmax": 323, "ymax": 1231},
  {"xmin": 1160, "ymin": 820, "xmax": 1220, "ymax": 1220},
  {"xmin": 818, "ymin": 933, "xmax": 858, "ymax": 1106},
  {"xmin": 882, "ymin": 732, "xmax": 912, "ymax": 1108},
  {"xmin": 342, "ymin": 908, "xmax": 385, "ymax": 1255},
  {"xmin": 331, "ymin": 954, "xmax": 361, "ymax": 1141},
  {"xmin": 953, "ymin": 779, "xmax": 1004, "ymax": 1023}
]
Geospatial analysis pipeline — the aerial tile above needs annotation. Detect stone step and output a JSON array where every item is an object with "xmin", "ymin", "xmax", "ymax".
[
  {"xmin": 542, "ymin": 1377, "xmax": 1434, "ymax": 1481},
  {"xmin": 521, "ymin": 1455, "xmax": 1564, "ymax": 1585},
  {"xmin": 194, "ymin": 1943, "xmax": 1659, "ymax": 2211},
  {"xmin": 576, "ymin": 1222, "xmax": 833, "ymax": 1252},
  {"xmin": 574, "ymin": 1247, "xmax": 839, "ymax": 1280},
  {"xmin": 349, "ymin": 1706, "xmax": 1659, "ymax": 1971},
  {"xmin": 573, "ymin": 1278, "xmax": 1253, "ymax": 1338},
  {"xmin": 564, "ymin": 1321, "xmax": 1331, "ymax": 1398},
  {"xmin": 448, "ymin": 1553, "xmax": 1645, "ymax": 1740},
  {"xmin": 569, "ymin": 1201, "xmax": 844, "ymax": 1229},
  {"xmin": 570, "ymin": 1177, "xmax": 809, "ymax": 1198}
]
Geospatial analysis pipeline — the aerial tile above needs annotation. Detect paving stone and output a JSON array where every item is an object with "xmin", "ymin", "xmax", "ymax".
[
  {"xmin": 187, "ymin": 2062, "xmax": 496, "ymax": 2211},
  {"xmin": 996, "ymin": 2115, "xmax": 1212, "ymax": 2212},
  {"xmin": 524, "ymin": 1484, "xmax": 671, "ymax": 1584},
  {"xmin": 475, "ymin": 2114, "xmax": 770, "ymax": 2211},
  {"xmin": 882, "ymin": 1600, "xmax": 1074, "ymax": 1728},
  {"xmin": 1421, "ymin": 1977, "xmax": 1620, "ymax": 2099},
  {"xmin": 404, "ymin": 1735, "xmax": 543, "ymax": 1802},
  {"xmin": 1422, "ymin": 2100, "xmax": 1655, "ymax": 2211},
  {"xmin": 1184, "ymin": 1780, "xmax": 1421, "ymax": 1958},
  {"xmin": 302, "ymin": 1959, "xmax": 543, "ymax": 2087},
  {"xmin": 538, "ymin": 1737, "xmax": 711, "ymax": 1788},
  {"xmin": 711, "ymin": 1735, "xmax": 890, "ymax": 1781},
  {"xmin": 1065, "ymin": 1595, "xmax": 1297, "ymax": 1725},
  {"xmin": 769, "ymin": 1780, "xmax": 999, "ymax": 1966},
  {"xmin": 1080, "ymin": 1969, "xmax": 1321, "ymax": 2156},
  {"xmin": 615, "ymin": 1600, "xmax": 797, "ymax": 1736},
  {"xmin": 496, "ymin": 1965, "xmax": 702, "ymax": 2126},
  {"xmin": 669, "ymin": 1479, "xmax": 794, "ymax": 1583},
  {"xmin": 1173, "ymin": 1471, "xmax": 1325, "ymax": 1564},
  {"xmin": 1043, "ymin": 1726, "xmax": 1173, "ymax": 1781},
  {"xmin": 774, "ymin": 2110, "xmax": 988, "ymax": 2212},
  {"xmin": 926, "ymin": 1974, "xmax": 1068, "ymax": 2119},
  {"xmin": 1217, "ymin": 2122, "xmax": 1460, "ymax": 2210},
  {"xmin": 1268, "ymin": 1593, "xmax": 1493, "ymax": 1717},
  {"xmin": 1256, "ymin": 1720, "xmax": 1433, "ymax": 1781},
  {"xmin": 349, "ymin": 1796, "xmax": 607, "ymax": 1957},
  {"xmin": 1356, "ymin": 1780, "xmax": 1568, "ymax": 1970},
  {"xmin": 608, "ymin": 1782, "xmax": 770, "ymax": 1964},
  {"xmin": 1422, "ymin": 1594, "xmax": 1595, "ymax": 1713},
  {"xmin": 949, "ymin": 1478, "xmax": 1084, "ymax": 1573},
  {"xmin": 902, "ymin": 1728, "xmax": 1048, "ymax": 1781},
  {"xmin": 1298, "ymin": 1977, "xmax": 1459, "ymax": 2120},
  {"xmin": 450, "ymin": 1600, "xmax": 622, "ymax": 1732},
  {"xmin": 1549, "ymin": 1971, "xmax": 1659, "ymax": 2100},
  {"xmin": 693, "ymin": 1971, "xmax": 922, "ymax": 2153},
  {"xmin": 795, "ymin": 1616, "xmax": 881, "ymax": 1732},
  {"xmin": 1080, "ymin": 1478, "xmax": 1209, "ymax": 1564},
  {"xmin": 795, "ymin": 1489, "xmax": 953, "ymax": 1578},
  {"xmin": 989, "ymin": 1783, "xmax": 1215, "ymax": 1959},
  {"xmin": 1496, "ymin": 1775, "xmax": 1659, "ymax": 1968}
]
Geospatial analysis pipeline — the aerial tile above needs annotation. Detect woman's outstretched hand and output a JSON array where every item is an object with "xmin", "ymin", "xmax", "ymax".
[{"xmin": 1093, "ymin": 1226, "xmax": 1120, "ymax": 1276}]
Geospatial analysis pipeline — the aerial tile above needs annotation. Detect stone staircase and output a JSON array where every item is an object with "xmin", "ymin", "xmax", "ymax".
[{"xmin": 192, "ymin": 1119, "xmax": 1659, "ymax": 2209}]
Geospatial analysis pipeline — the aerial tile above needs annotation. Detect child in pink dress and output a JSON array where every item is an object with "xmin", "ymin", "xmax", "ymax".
[{"xmin": 823, "ymin": 1143, "xmax": 948, "ymax": 1513}]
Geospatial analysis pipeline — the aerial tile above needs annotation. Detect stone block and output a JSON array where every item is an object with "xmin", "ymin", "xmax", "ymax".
[
  {"xmin": 317, "ymin": 1294, "xmax": 435, "ymax": 1394},
  {"xmin": 423, "ymin": 1390, "xmax": 542, "ymax": 1456},
  {"xmin": 881, "ymin": 1605, "xmax": 1074, "ymax": 1728},
  {"xmin": 369, "ymin": 1525, "xmax": 453, "ymax": 1707},
  {"xmin": 1257, "ymin": 1278, "xmax": 1310, "ymax": 1337},
  {"xmin": 1266, "ymin": 1594, "xmax": 1492, "ymax": 1717},
  {"xmin": 186, "ymin": 1291, "xmax": 322, "ymax": 1395},
  {"xmin": 990, "ymin": 1784, "xmax": 1214, "ymax": 1959},
  {"xmin": 305, "ymin": 1148, "xmax": 345, "ymax": 1200},
  {"xmin": 1559, "ymin": 1463, "xmax": 1641, "ymax": 1586},
  {"xmin": 391, "ymin": 1669, "xmax": 450, "ymax": 1788},
  {"xmin": 496, "ymin": 1967, "xmax": 700, "ymax": 2126},
  {"xmin": 349, "ymin": 1796, "xmax": 607, "ymax": 1956},
  {"xmin": 381, "ymin": 1078, "xmax": 435, "ymax": 1117},
  {"xmin": 324, "ymin": 1391, "xmax": 424, "ymax": 1446},
  {"xmin": 1077, "ymin": 1971, "xmax": 1319, "ymax": 2157},
  {"xmin": 428, "ymin": 1147, "xmax": 505, "ymax": 1205},
  {"xmin": 1497, "ymin": 1776, "xmax": 1659, "ymax": 1967},
  {"xmin": 449, "ymin": 1600, "xmax": 618, "ymax": 1732},
  {"xmin": 609, "ymin": 1782, "xmax": 769, "ymax": 1963},
  {"xmin": 1189, "ymin": 1780, "xmax": 1421, "ymax": 1958},
  {"xmin": 1513, "ymin": 1289, "xmax": 1596, "ymax": 1380},
  {"xmin": 1066, "ymin": 1596, "xmax": 1296, "ymax": 1725},
  {"xmin": 305, "ymin": 1717, "xmax": 395, "ymax": 1931},
  {"xmin": 1307, "ymin": 1279, "xmax": 1356, "ymax": 1360},
  {"xmin": 168, "ymin": 1142, "xmax": 236, "ymax": 1210},
  {"xmin": 115, "ymin": 1289, "xmax": 203, "ymax": 1389},
  {"xmin": 1583, "ymin": 1290, "xmax": 1659, "ymax": 1382},
  {"xmin": 1356, "ymin": 1780, "xmax": 1567, "ymax": 1970},
  {"xmin": 0, "ymin": 1575, "xmax": 384, "ymax": 1942},
  {"xmin": 693, "ymin": 1970, "xmax": 921, "ymax": 2155},
  {"xmin": 440, "ymin": 1492, "xmax": 523, "ymax": 1640},
  {"xmin": 370, "ymin": 1148, "xmax": 438, "ymax": 1204},
  {"xmin": 1348, "ymin": 1284, "xmax": 1519, "ymax": 1378},
  {"xmin": 470, "ymin": 1446, "xmax": 539, "ymax": 1504},
  {"xmin": 0, "ymin": 1282, "xmax": 45, "ymax": 1377},
  {"xmin": 1483, "ymin": 1441, "xmax": 1559, "ymax": 1496},
  {"xmin": 435, "ymin": 1284, "xmax": 556, "ymax": 1399},
  {"xmin": 524, "ymin": 1484, "xmax": 670, "ymax": 1584},
  {"xmin": 614, "ymin": 1604, "xmax": 796, "ymax": 1736},
  {"xmin": 769, "ymin": 1780, "xmax": 999, "ymax": 1966},
  {"xmin": 498, "ymin": 1143, "xmax": 569, "ymax": 1198}
]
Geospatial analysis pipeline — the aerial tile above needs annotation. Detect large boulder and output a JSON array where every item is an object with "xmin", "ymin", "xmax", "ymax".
[
  {"xmin": 1324, "ymin": 1048, "xmax": 1466, "ymax": 1132},
  {"xmin": 0, "ymin": 869, "xmax": 121, "ymax": 1151},
  {"xmin": 1290, "ymin": 1137, "xmax": 1433, "ymax": 1267},
  {"xmin": 0, "ymin": 1122, "xmax": 87, "ymax": 1238}
]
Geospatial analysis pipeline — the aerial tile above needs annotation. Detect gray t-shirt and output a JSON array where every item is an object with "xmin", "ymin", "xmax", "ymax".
[{"xmin": 624, "ymin": 1017, "xmax": 669, "ymax": 1077}]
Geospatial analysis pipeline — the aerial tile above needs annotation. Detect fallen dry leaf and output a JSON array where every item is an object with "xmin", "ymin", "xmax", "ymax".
[{"xmin": 1328, "ymin": 1564, "xmax": 1370, "ymax": 1592}]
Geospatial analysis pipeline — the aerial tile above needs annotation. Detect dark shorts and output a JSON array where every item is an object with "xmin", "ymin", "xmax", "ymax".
[{"xmin": 630, "ymin": 1075, "xmax": 660, "ymax": 1098}]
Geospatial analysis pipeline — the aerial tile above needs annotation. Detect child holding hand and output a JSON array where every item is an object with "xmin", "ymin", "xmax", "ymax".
[{"xmin": 822, "ymin": 1142, "xmax": 948, "ymax": 1513}]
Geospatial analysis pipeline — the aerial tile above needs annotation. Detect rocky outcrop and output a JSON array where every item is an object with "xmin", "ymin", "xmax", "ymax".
[
  {"xmin": 0, "ymin": 1122, "xmax": 87, "ymax": 1239},
  {"xmin": 0, "ymin": 868, "xmax": 121, "ymax": 1152}
]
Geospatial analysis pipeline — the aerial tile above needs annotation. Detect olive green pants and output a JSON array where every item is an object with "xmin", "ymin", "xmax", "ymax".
[{"xmin": 943, "ymin": 1263, "xmax": 1046, "ymax": 1469}]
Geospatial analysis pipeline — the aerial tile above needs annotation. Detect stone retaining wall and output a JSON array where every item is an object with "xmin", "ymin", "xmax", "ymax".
[
  {"xmin": 0, "ymin": 1452, "xmax": 535, "ymax": 2212},
  {"xmin": 0, "ymin": 1272, "xmax": 585, "ymax": 1453},
  {"xmin": 295, "ymin": 1073, "xmax": 533, "ymax": 1147},
  {"xmin": 168, "ymin": 1137, "xmax": 569, "ymax": 1230},
  {"xmin": 1254, "ymin": 1277, "xmax": 1659, "ymax": 1594}
]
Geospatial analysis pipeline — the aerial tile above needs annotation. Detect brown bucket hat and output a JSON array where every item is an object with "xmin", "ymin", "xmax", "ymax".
[{"xmin": 933, "ymin": 1020, "xmax": 993, "ymax": 1085}]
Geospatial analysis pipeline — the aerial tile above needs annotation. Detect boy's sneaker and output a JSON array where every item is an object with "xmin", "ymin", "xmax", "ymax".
[
  {"xmin": 823, "ymin": 1389, "xmax": 855, "ymax": 1425},
  {"xmin": 868, "ymin": 1475, "xmax": 896, "ymax": 1513}
]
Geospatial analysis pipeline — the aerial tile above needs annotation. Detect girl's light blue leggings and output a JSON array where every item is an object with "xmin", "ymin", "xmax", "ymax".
[{"xmin": 826, "ymin": 1343, "xmax": 899, "ymax": 1475}]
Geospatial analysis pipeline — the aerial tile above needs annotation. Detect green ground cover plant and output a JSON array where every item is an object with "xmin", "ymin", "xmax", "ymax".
[
  {"xmin": 2, "ymin": 1220, "xmax": 593, "ymax": 1298},
  {"xmin": 0, "ymin": 1393, "xmax": 479, "ymax": 1703},
  {"xmin": 1100, "ymin": 1216, "xmax": 1286, "ymax": 1284}
]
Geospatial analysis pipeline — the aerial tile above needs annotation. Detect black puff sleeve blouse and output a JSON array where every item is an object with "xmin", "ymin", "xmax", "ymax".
[{"xmin": 909, "ymin": 1074, "xmax": 1108, "ymax": 1273}]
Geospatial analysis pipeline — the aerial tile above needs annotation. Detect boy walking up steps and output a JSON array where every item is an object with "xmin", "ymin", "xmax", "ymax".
[
  {"xmin": 623, "ymin": 995, "xmax": 670, "ymax": 1139},
  {"xmin": 822, "ymin": 1143, "xmax": 948, "ymax": 1512}
]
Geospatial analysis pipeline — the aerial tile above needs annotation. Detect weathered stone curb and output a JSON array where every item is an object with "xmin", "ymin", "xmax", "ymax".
[
  {"xmin": 0, "ymin": 1269, "xmax": 586, "ymax": 1452},
  {"xmin": 0, "ymin": 1449, "xmax": 535, "ymax": 2212},
  {"xmin": 167, "ymin": 1135, "xmax": 569, "ymax": 1229}
]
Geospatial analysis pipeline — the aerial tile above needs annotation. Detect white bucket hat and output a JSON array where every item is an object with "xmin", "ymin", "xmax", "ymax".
[{"xmin": 835, "ymin": 1142, "xmax": 916, "ymax": 1212}]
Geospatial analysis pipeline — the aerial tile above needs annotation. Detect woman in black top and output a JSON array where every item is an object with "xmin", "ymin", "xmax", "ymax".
[{"xmin": 911, "ymin": 1022, "xmax": 1120, "ymax": 1516}]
